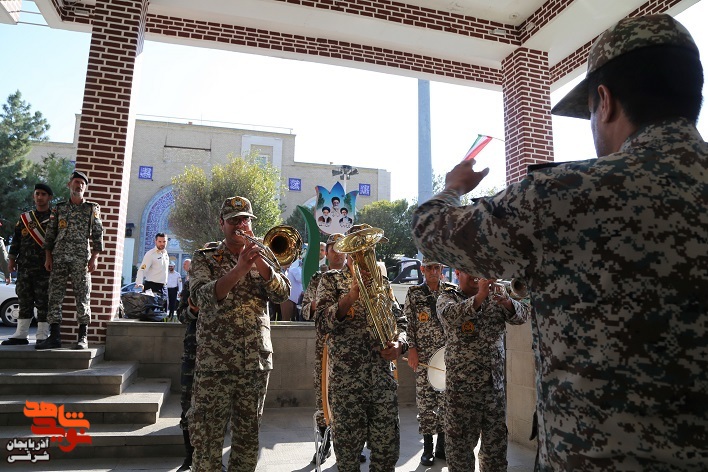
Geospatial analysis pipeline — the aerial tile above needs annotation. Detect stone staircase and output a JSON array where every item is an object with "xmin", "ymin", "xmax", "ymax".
[{"xmin": 0, "ymin": 345, "xmax": 183, "ymax": 461}]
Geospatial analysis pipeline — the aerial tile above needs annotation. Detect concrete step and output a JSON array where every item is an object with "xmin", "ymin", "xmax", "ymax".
[
  {"xmin": 0, "ymin": 345, "xmax": 105, "ymax": 370},
  {"xmin": 0, "ymin": 361, "xmax": 138, "ymax": 396},
  {"xmin": 0, "ymin": 393, "xmax": 184, "ymax": 462},
  {"xmin": 0, "ymin": 378, "xmax": 171, "ymax": 426}
]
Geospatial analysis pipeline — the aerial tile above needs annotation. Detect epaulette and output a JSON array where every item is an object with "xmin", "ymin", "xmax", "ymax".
[
  {"xmin": 55, "ymin": 201, "xmax": 68, "ymax": 206},
  {"xmin": 197, "ymin": 241, "xmax": 221, "ymax": 252},
  {"xmin": 442, "ymin": 284, "xmax": 460, "ymax": 294}
]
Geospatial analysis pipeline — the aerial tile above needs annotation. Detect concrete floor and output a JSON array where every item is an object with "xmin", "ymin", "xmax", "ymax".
[{"xmin": 3, "ymin": 405, "xmax": 535, "ymax": 471}]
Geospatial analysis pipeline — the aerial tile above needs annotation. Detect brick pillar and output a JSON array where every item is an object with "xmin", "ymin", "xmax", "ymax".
[
  {"xmin": 501, "ymin": 47, "xmax": 553, "ymax": 447},
  {"xmin": 501, "ymin": 48, "xmax": 553, "ymax": 184},
  {"xmin": 70, "ymin": 0, "xmax": 148, "ymax": 344}
]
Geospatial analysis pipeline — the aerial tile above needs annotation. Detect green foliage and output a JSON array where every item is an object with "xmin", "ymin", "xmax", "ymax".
[
  {"xmin": 169, "ymin": 153, "xmax": 283, "ymax": 255},
  {"xmin": 35, "ymin": 153, "xmax": 73, "ymax": 204},
  {"xmin": 0, "ymin": 91, "xmax": 50, "ymax": 239},
  {"xmin": 355, "ymin": 199, "xmax": 418, "ymax": 264},
  {"xmin": 284, "ymin": 205, "xmax": 315, "ymax": 243},
  {"xmin": 432, "ymin": 171, "xmax": 504, "ymax": 204}
]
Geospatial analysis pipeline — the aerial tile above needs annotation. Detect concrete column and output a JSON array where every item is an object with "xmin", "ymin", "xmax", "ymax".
[
  {"xmin": 417, "ymin": 79, "xmax": 433, "ymax": 204},
  {"xmin": 71, "ymin": 0, "xmax": 148, "ymax": 344},
  {"xmin": 500, "ymin": 47, "xmax": 553, "ymax": 447}
]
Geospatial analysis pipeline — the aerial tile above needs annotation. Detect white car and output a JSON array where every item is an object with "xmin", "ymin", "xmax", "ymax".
[{"xmin": 0, "ymin": 283, "xmax": 20, "ymax": 327}]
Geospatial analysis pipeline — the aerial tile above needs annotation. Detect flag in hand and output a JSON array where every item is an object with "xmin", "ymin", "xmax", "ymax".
[{"xmin": 463, "ymin": 134, "xmax": 493, "ymax": 161}]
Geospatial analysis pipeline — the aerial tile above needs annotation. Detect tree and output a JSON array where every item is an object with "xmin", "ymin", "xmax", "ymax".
[
  {"xmin": 0, "ymin": 91, "xmax": 50, "ymax": 239},
  {"xmin": 169, "ymin": 153, "xmax": 283, "ymax": 255},
  {"xmin": 355, "ymin": 199, "xmax": 418, "ymax": 265},
  {"xmin": 35, "ymin": 153, "xmax": 73, "ymax": 204},
  {"xmin": 283, "ymin": 205, "xmax": 315, "ymax": 243}
]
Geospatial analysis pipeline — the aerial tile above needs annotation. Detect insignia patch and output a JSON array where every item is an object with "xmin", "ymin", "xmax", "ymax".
[
  {"xmin": 140, "ymin": 264, "xmax": 146, "ymax": 270},
  {"xmin": 347, "ymin": 306, "xmax": 356, "ymax": 319},
  {"xmin": 58, "ymin": 219, "xmax": 68, "ymax": 229},
  {"xmin": 94, "ymin": 207, "xmax": 100, "ymax": 219},
  {"xmin": 418, "ymin": 312, "xmax": 430, "ymax": 323},
  {"xmin": 21, "ymin": 228, "xmax": 29, "ymax": 237},
  {"xmin": 213, "ymin": 250, "xmax": 224, "ymax": 263},
  {"xmin": 461, "ymin": 321, "xmax": 475, "ymax": 333}
]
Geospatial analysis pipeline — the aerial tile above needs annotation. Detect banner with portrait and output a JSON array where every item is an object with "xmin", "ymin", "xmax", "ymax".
[{"xmin": 314, "ymin": 182, "xmax": 358, "ymax": 235}]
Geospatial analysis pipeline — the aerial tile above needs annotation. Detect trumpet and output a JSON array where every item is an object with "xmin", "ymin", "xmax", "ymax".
[
  {"xmin": 492, "ymin": 278, "xmax": 529, "ymax": 300},
  {"xmin": 236, "ymin": 225, "xmax": 303, "ymax": 272}
]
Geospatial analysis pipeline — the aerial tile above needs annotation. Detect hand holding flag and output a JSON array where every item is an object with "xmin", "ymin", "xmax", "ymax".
[{"xmin": 463, "ymin": 134, "xmax": 493, "ymax": 161}]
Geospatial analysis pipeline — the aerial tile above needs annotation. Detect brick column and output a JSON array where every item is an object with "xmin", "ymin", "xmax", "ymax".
[
  {"xmin": 69, "ymin": 0, "xmax": 148, "ymax": 344},
  {"xmin": 500, "ymin": 47, "xmax": 553, "ymax": 447},
  {"xmin": 501, "ymin": 48, "xmax": 553, "ymax": 184}
]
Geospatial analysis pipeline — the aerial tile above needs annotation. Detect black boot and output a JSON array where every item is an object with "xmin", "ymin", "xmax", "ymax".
[
  {"xmin": 421, "ymin": 434, "xmax": 434, "ymax": 466},
  {"xmin": 176, "ymin": 429, "xmax": 193, "ymax": 472},
  {"xmin": 74, "ymin": 324, "xmax": 88, "ymax": 350},
  {"xmin": 35, "ymin": 324, "xmax": 62, "ymax": 350},
  {"xmin": 435, "ymin": 431, "xmax": 446, "ymax": 460}
]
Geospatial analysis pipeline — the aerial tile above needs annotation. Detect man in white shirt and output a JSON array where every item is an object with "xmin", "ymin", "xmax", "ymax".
[
  {"xmin": 135, "ymin": 233, "xmax": 169, "ymax": 300},
  {"xmin": 166, "ymin": 261, "xmax": 183, "ymax": 320}
]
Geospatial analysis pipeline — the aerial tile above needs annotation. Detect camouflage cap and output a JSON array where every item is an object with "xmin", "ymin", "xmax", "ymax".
[
  {"xmin": 552, "ymin": 14, "xmax": 699, "ymax": 119},
  {"xmin": 325, "ymin": 233, "xmax": 345, "ymax": 247},
  {"xmin": 70, "ymin": 170, "xmax": 89, "ymax": 184},
  {"xmin": 421, "ymin": 257, "xmax": 441, "ymax": 267},
  {"xmin": 220, "ymin": 196, "xmax": 257, "ymax": 220}
]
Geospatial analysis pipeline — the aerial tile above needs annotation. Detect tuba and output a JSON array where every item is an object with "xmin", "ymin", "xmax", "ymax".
[
  {"xmin": 236, "ymin": 225, "xmax": 303, "ymax": 272},
  {"xmin": 334, "ymin": 226, "xmax": 397, "ymax": 349}
]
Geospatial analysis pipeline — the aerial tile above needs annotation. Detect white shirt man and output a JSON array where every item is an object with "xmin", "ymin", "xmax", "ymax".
[{"xmin": 135, "ymin": 233, "xmax": 169, "ymax": 294}]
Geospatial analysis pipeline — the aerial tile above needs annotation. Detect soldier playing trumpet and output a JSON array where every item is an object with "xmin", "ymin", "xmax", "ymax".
[
  {"xmin": 437, "ymin": 271, "xmax": 530, "ymax": 472},
  {"xmin": 316, "ymin": 224, "xmax": 408, "ymax": 471}
]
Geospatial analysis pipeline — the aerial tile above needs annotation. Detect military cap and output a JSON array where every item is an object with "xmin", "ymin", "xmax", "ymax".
[
  {"xmin": 34, "ymin": 183, "xmax": 53, "ymax": 196},
  {"xmin": 220, "ymin": 196, "xmax": 257, "ymax": 220},
  {"xmin": 70, "ymin": 170, "xmax": 90, "ymax": 184},
  {"xmin": 552, "ymin": 14, "xmax": 699, "ymax": 119},
  {"xmin": 421, "ymin": 257, "xmax": 441, "ymax": 267}
]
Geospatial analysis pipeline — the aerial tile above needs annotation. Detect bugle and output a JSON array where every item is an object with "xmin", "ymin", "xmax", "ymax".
[
  {"xmin": 236, "ymin": 225, "xmax": 303, "ymax": 272},
  {"xmin": 492, "ymin": 278, "xmax": 529, "ymax": 300}
]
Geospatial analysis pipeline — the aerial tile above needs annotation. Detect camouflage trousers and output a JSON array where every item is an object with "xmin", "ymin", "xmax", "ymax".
[
  {"xmin": 179, "ymin": 321, "xmax": 197, "ymax": 430},
  {"xmin": 47, "ymin": 259, "xmax": 91, "ymax": 324},
  {"xmin": 414, "ymin": 367, "xmax": 445, "ymax": 435},
  {"xmin": 444, "ymin": 382, "xmax": 507, "ymax": 472},
  {"xmin": 16, "ymin": 268, "xmax": 50, "ymax": 321},
  {"xmin": 187, "ymin": 369, "xmax": 269, "ymax": 472},
  {"xmin": 313, "ymin": 333, "xmax": 326, "ymax": 428},
  {"xmin": 330, "ymin": 378, "xmax": 400, "ymax": 472}
]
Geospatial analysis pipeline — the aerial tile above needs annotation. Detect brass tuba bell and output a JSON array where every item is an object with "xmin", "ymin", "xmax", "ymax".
[
  {"xmin": 236, "ymin": 225, "xmax": 303, "ymax": 272},
  {"xmin": 334, "ymin": 225, "xmax": 397, "ymax": 349}
]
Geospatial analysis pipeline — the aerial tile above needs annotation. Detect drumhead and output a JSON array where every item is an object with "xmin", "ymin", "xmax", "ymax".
[{"xmin": 427, "ymin": 347, "xmax": 446, "ymax": 391}]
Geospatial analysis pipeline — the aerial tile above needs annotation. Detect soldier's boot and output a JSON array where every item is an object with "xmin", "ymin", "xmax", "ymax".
[
  {"xmin": 35, "ymin": 322, "xmax": 50, "ymax": 342},
  {"xmin": 176, "ymin": 429, "xmax": 193, "ymax": 472},
  {"xmin": 1, "ymin": 318, "xmax": 31, "ymax": 345},
  {"xmin": 74, "ymin": 324, "xmax": 88, "ymax": 350},
  {"xmin": 435, "ymin": 432, "xmax": 446, "ymax": 460},
  {"xmin": 36, "ymin": 324, "xmax": 62, "ymax": 350},
  {"xmin": 421, "ymin": 434, "xmax": 435, "ymax": 466}
]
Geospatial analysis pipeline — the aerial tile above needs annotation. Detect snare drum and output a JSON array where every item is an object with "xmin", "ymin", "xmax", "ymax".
[{"xmin": 427, "ymin": 347, "xmax": 446, "ymax": 392}]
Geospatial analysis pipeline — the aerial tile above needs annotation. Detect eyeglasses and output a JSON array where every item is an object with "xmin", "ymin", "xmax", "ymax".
[{"xmin": 225, "ymin": 216, "xmax": 252, "ymax": 226}]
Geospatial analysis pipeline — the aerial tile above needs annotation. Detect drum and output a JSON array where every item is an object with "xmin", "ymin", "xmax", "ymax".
[{"xmin": 427, "ymin": 347, "xmax": 446, "ymax": 392}]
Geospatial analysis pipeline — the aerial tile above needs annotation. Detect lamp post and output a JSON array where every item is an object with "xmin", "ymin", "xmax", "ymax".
[{"xmin": 332, "ymin": 164, "xmax": 359, "ymax": 192}]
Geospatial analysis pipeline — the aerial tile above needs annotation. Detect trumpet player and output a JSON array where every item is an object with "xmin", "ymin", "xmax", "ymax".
[
  {"xmin": 404, "ymin": 258, "xmax": 455, "ymax": 466},
  {"xmin": 437, "ymin": 271, "xmax": 530, "ymax": 472},
  {"xmin": 316, "ymin": 224, "xmax": 408, "ymax": 472},
  {"xmin": 187, "ymin": 196, "xmax": 291, "ymax": 472}
]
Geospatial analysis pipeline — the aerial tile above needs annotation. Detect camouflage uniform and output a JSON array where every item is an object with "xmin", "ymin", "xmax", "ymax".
[
  {"xmin": 316, "ymin": 265, "xmax": 407, "ymax": 472},
  {"xmin": 412, "ymin": 14, "xmax": 708, "ymax": 472},
  {"xmin": 301, "ymin": 270, "xmax": 328, "ymax": 428},
  {"xmin": 0, "ymin": 237, "xmax": 8, "ymax": 278},
  {"xmin": 8, "ymin": 210, "xmax": 52, "ymax": 321},
  {"xmin": 177, "ymin": 276, "xmax": 197, "ymax": 431},
  {"xmin": 404, "ymin": 281, "xmax": 454, "ymax": 435},
  {"xmin": 436, "ymin": 286, "xmax": 530, "ymax": 471},
  {"xmin": 187, "ymin": 240, "xmax": 290, "ymax": 472},
  {"xmin": 44, "ymin": 200, "xmax": 103, "ymax": 324}
]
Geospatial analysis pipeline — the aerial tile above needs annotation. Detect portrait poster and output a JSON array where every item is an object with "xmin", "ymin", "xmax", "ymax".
[{"xmin": 314, "ymin": 182, "xmax": 358, "ymax": 235}]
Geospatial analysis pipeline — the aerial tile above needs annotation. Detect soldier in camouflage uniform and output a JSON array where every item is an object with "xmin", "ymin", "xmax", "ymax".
[
  {"xmin": 187, "ymin": 196, "xmax": 290, "ymax": 472},
  {"xmin": 413, "ymin": 15, "xmax": 707, "ymax": 471},
  {"xmin": 0, "ymin": 237, "xmax": 8, "ymax": 282},
  {"xmin": 437, "ymin": 271, "xmax": 530, "ymax": 471},
  {"xmin": 403, "ymin": 257, "xmax": 455, "ymax": 465},
  {"xmin": 2, "ymin": 183, "xmax": 53, "ymax": 346},
  {"xmin": 301, "ymin": 232, "xmax": 346, "ymax": 465},
  {"xmin": 316, "ymin": 224, "xmax": 407, "ymax": 472},
  {"xmin": 38, "ymin": 171, "xmax": 103, "ymax": 351}
]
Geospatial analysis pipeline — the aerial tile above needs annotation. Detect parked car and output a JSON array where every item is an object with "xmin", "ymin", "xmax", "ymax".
[
  {"xmin": 121, "ymin": 282, "xmax": 141, "ymax": 294},
  {"xmin": 0, "ymin": 283, "xmax": 20, "ymax": 327}
]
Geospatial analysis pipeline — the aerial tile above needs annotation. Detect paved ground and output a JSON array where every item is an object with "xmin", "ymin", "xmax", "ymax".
[{"xmin": 3, "ymin": 405, "xmax": 535, "ymax": 472}]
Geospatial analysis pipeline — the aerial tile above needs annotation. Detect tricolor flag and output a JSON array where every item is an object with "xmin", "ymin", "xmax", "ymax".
[{"xmin": 463, "ymin": 134, "xmax": 493, "ymax": 161}]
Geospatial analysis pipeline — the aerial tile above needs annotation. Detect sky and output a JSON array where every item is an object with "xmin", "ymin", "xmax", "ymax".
[{"xmin": 1, "ymin": 0, "xmax": 707, "ymax": 204}]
